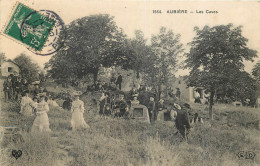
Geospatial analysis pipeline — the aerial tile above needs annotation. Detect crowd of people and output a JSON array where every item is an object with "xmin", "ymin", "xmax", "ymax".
[
  {"xmin": 95, "ymin": 84, "xmax": 204, "ymax": 139},
  {"xmin": 87, "ymin": 73, "xmax": 123, "ymax": 91},
  {"xmin": 3, "ymin": 73, "xmax": 204, "ymax": 140},
  {"xmin": 3, "ymin": 74, "xmax": 30, "ymax": 102}
]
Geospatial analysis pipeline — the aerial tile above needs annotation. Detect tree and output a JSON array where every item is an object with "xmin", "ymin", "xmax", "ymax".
[
  {"xmin": 45, "ymin": 14, "xmax": 126, "ymax": 84},
  {"xmin": 13, "ymin": 53, "xmax": 40, "ymax": 82},
  {"xmin": 144, "ymin": 27, "xmax": 184, "ymax": 99},
  {"xmin": 185, "ymin": 24, "xmax": 257, "ymax": 120},
  {"xmin": 252, "ymin": 61, "xmax": 260, "ymax": 83},
  {"xmin": 120, "ymin": 30, "xmax": 151, "ymax": 78},
  {"xmin": 252, "ymin": 61, "xmax": 260, "ymax": 100}
]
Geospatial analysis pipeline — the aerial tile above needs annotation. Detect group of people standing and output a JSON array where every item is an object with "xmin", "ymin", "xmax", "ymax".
[
  {"xmin": 3, "ymin": 74, "xmax": 203, "ymax": 138},
  {"xmin": 2, "ymin": 74, "xmax": 89, "ymax": 133},
  {"xmin": 88, "ymin": 73, "xmax": 123, "ymax": 92},
  {"xmin": 3, "ymin": 74, "xmax": 29, "ymax": 102},
  {"xmin": 19, "ymin": 90, "xmax": 89, "ymax": 133}
]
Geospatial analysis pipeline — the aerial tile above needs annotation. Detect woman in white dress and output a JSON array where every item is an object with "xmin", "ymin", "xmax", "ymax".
[
  {"xmin": 20, "ymin": 91, "xmax": 34, "ymax": 116},
  {"xmin": 31, "ymin": 93, "xmax": 51, "ymax": 133},
  {"xmin": 71, "ymin": 92, "xmax": 89, "ymax": 131}
]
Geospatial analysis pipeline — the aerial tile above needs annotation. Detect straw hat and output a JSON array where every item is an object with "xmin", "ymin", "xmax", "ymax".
[
  {"xmin": 72, "ymin": 91, "xmax": 82, "ymax": 96},
  {"xmin": 132, "ymin": 94, "xmax": 138, "ymax": 97},
  {"xmin": 173, "ymin": 103, "xmax": 182, "ymax": 110},
  {"xmin": 38, "ymin": 92, "xmax": 47, "ymax": 97}
]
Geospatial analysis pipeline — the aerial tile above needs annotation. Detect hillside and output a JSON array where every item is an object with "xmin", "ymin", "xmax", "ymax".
[{"xmin": 0, "ymin": 80, "xmax": 259, "ymax": 166}]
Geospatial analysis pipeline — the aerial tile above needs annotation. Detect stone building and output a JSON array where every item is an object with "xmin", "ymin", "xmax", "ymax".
[
  {"xmin": 172, "ymin": 76, "xmax": 207, "ymax": 103},
  {"xmin": 0, "ymin": 60, "xmax": 20, "ymax": 77}
]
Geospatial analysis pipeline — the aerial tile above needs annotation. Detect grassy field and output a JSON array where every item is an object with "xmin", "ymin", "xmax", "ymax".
[{"xmin": 0, "ymin": 87, "xmax": 260, "ymax": 165}]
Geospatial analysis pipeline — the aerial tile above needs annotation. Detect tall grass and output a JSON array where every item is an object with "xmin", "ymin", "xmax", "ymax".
[
  {"xmin": 1, "ymin": 132, "xmax": 57, "ymax": 166},
  {"xmin": 1, "ymin": 97, "xmax": 259, "ymax": 166}
]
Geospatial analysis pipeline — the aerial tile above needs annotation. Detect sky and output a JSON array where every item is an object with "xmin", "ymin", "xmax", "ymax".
[{"xmin": 0, "ymin": 0, "xmax": 259, "ymax": 76}]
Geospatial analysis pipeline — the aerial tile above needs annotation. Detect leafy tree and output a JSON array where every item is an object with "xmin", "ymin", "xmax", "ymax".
[
  {"xmin": 215, "ymin": 69, "xmax": 257, "ymax": 105},
  {"xmin": 13, "ymin": 53, "xmax": 40, "ymax": 82},
  {"xmin": 252, "ymin": 61, "xmax": 260, "ymax": 83},
  {"xmin": 252, "ymin": 61, "xmax": 260, "ymax": 99},
  {"xmin": 185, "ymin": 24, "xmax": 257, "ymax": 119},
  {"xmin": 45, "ymin": 14, "xmax": 126, "ymax": 84},
  {"xmin": 144, "ymin": 27, "xmax": 184, "ymax": 99},
  {"xmin": 120, "ymin": 30, "xmax": 151, "ymax": 78}
]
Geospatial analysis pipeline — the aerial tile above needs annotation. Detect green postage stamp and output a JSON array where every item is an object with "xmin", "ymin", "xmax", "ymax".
[{"xmin": 2, "ymin": 2, "xmax": 55, "ymax": 51}]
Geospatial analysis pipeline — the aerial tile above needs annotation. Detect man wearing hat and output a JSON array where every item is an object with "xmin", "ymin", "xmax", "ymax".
[
  {"xmin": 116, "ymin": 73, "xmax": 123, "ymax": 90},
  {"xmin": 114, "ymin": 94, "xmax": 128, "ymax": 118},
  {"xmin": 147, "ymin": 95, "xmax": 156, "ymax": 122},
  {"xmin": 175, "ymin": 103, "xmax": 191, "ymax": 140},
  {"xmin": 13, "ymin": 77, "xmax": 22, "ymax": 101},
  {"xmin": 3, "ymin": 76, "xmax": 13, "ymax": 102}
]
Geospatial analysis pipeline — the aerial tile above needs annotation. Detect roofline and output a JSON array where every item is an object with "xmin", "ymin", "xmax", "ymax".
[{"xmin": 5, "ymin": 59, "xmax": 21, "ymax": 68}]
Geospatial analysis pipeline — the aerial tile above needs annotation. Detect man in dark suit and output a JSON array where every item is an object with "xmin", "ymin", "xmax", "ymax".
[
  {"xmin": 116, "ymin": 74, "xmax": 123, "ymax": 90},
  {"xmin": 175, "ymin": 103, "xmax": 191, "ymax": 140},
  {"xmin": 3, "ymin": 77, "xmax": 13, "ymax": 102},
  {"xmin": 114, "ymin": 94, "xmax": 128, "ymax": 118},
  {"xmin": 147, "ymin": 96, "xmax": 155, "ymax": 122}
]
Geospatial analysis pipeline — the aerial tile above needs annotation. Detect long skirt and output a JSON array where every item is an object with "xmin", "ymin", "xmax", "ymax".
[
  {"xmin": 71, "ymin": 110, "xmax": 89, "ymax": 131},
  {"xmin": 31, "ymin": 112, "xmax": 51, "ymax": 132}
]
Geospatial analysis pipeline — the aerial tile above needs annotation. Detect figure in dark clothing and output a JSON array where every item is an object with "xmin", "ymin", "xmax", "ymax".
[
  {"xmin": 194, "ymin": 90, "xmax": 201, "ymax": 104},
  {"xmin": 168, "ymin": 88, "xmax": 175, "ymax": 98},
  {"xmin": 63, "ymin": 93, "xmax": 72, "ymax": 110},
  {"xmin": 98, "ymin": 84, "xmax": 104, "ymax": 91},
  {"xmin": 103, "ymin": 92, "xmax": 111, "ymax": 116},
  {"xmin": 176, "ymin": 88, "xmax": 181, "ymax": 100},
  {"xmin": 102, "ymin": 83, "xmax": 109, "ymax": 91},
  {"xmin": 109, "ymin": 82, "xmax": 117, "ymax": 91},
  {"xmin": 91, "ymin": 81, "xmax": 98, "ymax": 91},
  {"xmin": 11, "ymin": 74, "xmax": 18, "ymax": 100},
  {"xmin": 116, "ymin": 74, "xmax": 123, "ymax": 90},
  {"xmin": 190, "ymin": 112, "xmax": 204, "ymax": 126},
  {"xmin": 114, "ymin": 94, "xmax": 128, "ymax": 118},
  {"xmin": 157, "ymin": 99, "xmax": 168, "ymax": 121},
  {"xmin": 110, "ymin": 75, "xmax": 116, "ymax": 84},
  {"xmin": 13, "ymin": 77, "xmax": 22, "ymax": 100},
  {"xmin": 3, "ymin": 77, "xmax": 13, "ymax": 102},
  {"xmin": 110, "ymin": 94, "xmax": 116, "ymax": 111},
  {"xmin": 22, "ymin": 79, "xmax": 29, "ymax": 92},
  {"xmin": 147, "ymin": 96, "xmax": 155, "ymax": 122},
  {"xmin": 33, "ymin": 85, "xmax": 40, "ymax": 97},
  {"xmin": 175, "ymin": 104, "xmax": 191, "ymax": 140},
  {"xmin": 129, "ymin": 88, "xmax": 138, "ymax": 99}
]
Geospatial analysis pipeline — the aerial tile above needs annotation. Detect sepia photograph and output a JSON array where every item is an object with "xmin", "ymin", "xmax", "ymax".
[{"xmin": 0, "ymin": 0, "xmax": 259, "ymax": 165}]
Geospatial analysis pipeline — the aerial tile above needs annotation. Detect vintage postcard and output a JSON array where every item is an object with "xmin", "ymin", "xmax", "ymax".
[{"xmin": 0, "ymin": 0, "xmax": 259, "ymax": 166}]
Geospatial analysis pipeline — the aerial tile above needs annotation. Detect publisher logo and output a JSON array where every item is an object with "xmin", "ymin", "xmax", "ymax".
[{"xmin": 237, "ymin": 151, "xmax": 255, "ymax": 160}]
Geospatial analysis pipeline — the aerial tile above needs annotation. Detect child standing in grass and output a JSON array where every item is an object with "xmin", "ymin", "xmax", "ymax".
[
  {"xmin": 71, "ymin": 91, "xmax": 89, "ymax": 131},
  {"xmin": 31, "ymin": 93, "xmax": 52, "ymax": 133}
]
